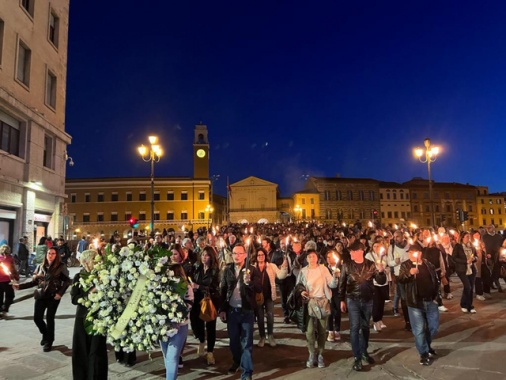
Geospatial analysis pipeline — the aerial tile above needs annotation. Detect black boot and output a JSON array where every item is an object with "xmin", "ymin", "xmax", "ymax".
[{"xmin": 352, "ymin": 357, "xmax": 363, "ymax": 371}]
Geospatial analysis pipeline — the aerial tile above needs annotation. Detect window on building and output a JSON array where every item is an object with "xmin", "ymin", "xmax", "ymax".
[
  {"xmin": 167, "ymin": 211, "xmax": 174, "ymax": 220},
  {"xmin": 181, "ymin": 211, "xmax": 188, "ymax": 220},
  {"xmin": 167, "ymin": 192, "xmax": 174, "ymax": 200},
  {"xmin": 111, "ymin": 213, "xmax": 118, "ymax": 222},
  {"xmin": 154, "ymin": 212, "xmax": 160, "ymax": 221},
  {"xmin": 393, "ymin": 193, "xmax": 397, "ymax": 200},
  {"xmin": 425, "ymin": 205, "xmax": 430, "ymax": 212},
  {"xmin": 336, "ymin": 191, "xmax": 341, "ymax": 200},
  {"xmin": 125, "ymin": 212, "xmax": 131, "ymax": 221},
  {"xmin": 111, "ymin": 193, "xmax": 118, "ymax": 202},
  {"xmin": 198, "ymin": 212, "xmax": 205, "ymax": 219},
  {"xmin": 43, "ymin": 135, "xmax": 54, "ymax": 169},
  {"xmin": 414, "ymin": 205, "xmax": 419, "ymax": 212},
  {"xmin": 359, "ymin": 191, "xmax": 364, "ymax": 201},
  {"xmin": 70, "ymin": 194, "xmax": 76, "ymax": 203},
  {"xmin": 126, "ymin": 192, "xmax": 132, "ymax": 201},
  {"xmin": 481, "ymin": 208, "xmax": 486, "ymax": 215},
  {"xmin": 412, "ymin": 193, "xmax": 418, "ymax": 199},
  {"xmin": 97, "ymin": 213, "xmax": 104, "ymax": 222},
  {"xmin": 48, "ymin": 10, "xmax": 59, "ymax": 47},
  {"xmin": 154, "ymin": 191, "xmax": 160, "ymax": 201},
  {"xmin": 97, "ymin": 193, "xmax": 104, "ymax": 202},
  {"xmin": 381, "ymin": 212, "xmax": 385, "ymax": 218},
  {"xmin": 499, "ymin": 208, "xmax": 502, "ymax": 215},
  {"xmin": 311, "ymin": 209, "xmax": 315, "ymax": 218},
  {"xmin": 83, "ymin": 214, "xmax": 90, "ymax": 223},
  {"xmin": 470, "ymin": 218, "xmax": 474, "ymax": 226},
  {"xmin": 302, "ymin": 209, "xmax": 307, "ymax": 219},
  {"xmin": 85, "ymin": 193, "xmax": 90, "ymax": 202},
  {"xmin": 387, "ymin": 211, "xmax": 392, "ymax": 218},
  {"xmin": 394, "ymin": 211, "xmax": 399, "ymax": 218},
  {"xmin": 499, "ymin": 218, "xmax": 503, "ymax": 225},
  {"xmin": 310, "ymin": 198, "xmax": 314, "ymax": 204},
  {"xmin": 446, "ymin": 205, "xmax": 451, "ymax": 212},
  {"xmin": 324, "ymin": 190, "xmax": 330, "ymax": 201},
  {"xmin": 491, "ymin": 218, "xmax": 495, "ymax": 225},
  {"xmin": 406, "ymin": 193, "xmax": 410, "ymax": 200},
  {"xmin": 400, "ymin": 193, "xmax": 404, "ymax": 200},
  {"xmin": 497, "ymin": 199, "xmax": 502, "ymax": 204},
  {"xmin": 401, "ymin": 211, "xmax": 406, "ymax": 218},
  {"xmin": 423, "ymin": 192, "xmax": 429, "ymax": 199},
  {"xmin": 301, "ymin": 198, "xmax": 306, "ymax": 205},
  {"xmin": 326, "ymin": 209, "xmax": 332, "ymax": 219},
  {"xmin": 435, "ymin": 205, "xmax": 440, "ymax": 212},
  {"xmin": 0, "ymin": 120, "xmax": 20, "ymax": 157},
  {"xmin": 139, "ymin": 192, "xmax": 146, "ymax": 201},
  {"xmin": 490, "ymin": 209, "xmax": 494, "ymax": 214},
  {"xmin": 139, "ymin": 212, "xmax": 146, "ymax": 220},
  {"xmin": 481, "ymin": 199, "xmax": 484, "ymax": 204},
  {"xmin": 369, "ymin": 191, "xmax": 375, "ymax": 201},
  {"xmin": 387, "ymin": 193, "xmax": 390, "ymax": 200},
  {"xmin": 181, "ymin": 192, "xmax": 188, "ymax": 201},
  {"xmin": 45, "ymin": 69, "xmax": 57, "ymax": 109},
  {"xmin": 380, "ymin": 193, "xmax": 384, "ymax": 200},
  {"xmin": 16, "ymin": 40, "xmax": 31, "ymax": 87},
  {"xmin": 483, "ymin": 218, "xmax": 487, "ymax": 225},
  {"xmin": 198, "ymin": 191, "xmax": 205, "ymax": 200},
  {"xmin": 469, "ymin": 205, "xmax": 473, "ymax": 212},
  {"xmin": 489, "ymin": 199, "xmax": 493, "ymax": 204},
  {"xmin": 347, "ymin": 190, "xmax": 353, "ymax": 201},
  {"xmin": 21, "ymin": 0, "xmax": 35, "ymax": 17},
  {"xmin": 0, "ymin": 19, "xmax": 4, "ymax": 66}
]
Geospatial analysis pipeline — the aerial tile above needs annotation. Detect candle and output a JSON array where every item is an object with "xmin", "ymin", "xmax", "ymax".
[
  {"xmin": 0, "ymin": 262, "xmax": 11, "ymax": 276},
  {"xmin": 368, "ymin": 221, "xmax": 373, "ymax": 228},
  {"xmin": 332, "ymin": 252, "xmax": 340, "ymax": 272}
]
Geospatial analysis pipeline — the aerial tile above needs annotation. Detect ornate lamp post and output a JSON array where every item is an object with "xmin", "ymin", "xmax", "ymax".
[
  {"xmin": 205, "ymin": 204, "xmax": 214, "ymax": 229},
  {"xmin": 138, "ymin": 136, "xmax": 162, "ymax": 234},
  {"xmin": 414, "ymin": 138, "xmax": 440, "ymax": 227}
]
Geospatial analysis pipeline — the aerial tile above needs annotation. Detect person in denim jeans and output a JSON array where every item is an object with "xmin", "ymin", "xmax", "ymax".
[
  {"xmin": 398, "ymin": 243, "xmax": 440, "ymax": 366},
  {"xmin": 219, "ymin": 243, "xmax": 262, "ymax": 380},
  {"xmin": 338, "ymin": 241, "xmax": 386, "ymax": 371},
  {"xmin": 160, "ymin": 264, "xmax": 193, "ymax": 380}
]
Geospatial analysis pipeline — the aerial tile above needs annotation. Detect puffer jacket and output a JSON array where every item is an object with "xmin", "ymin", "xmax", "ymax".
[
  {"xmin": 397, "ymin": 259, "xmax": 438, "ymax": 308},
  {"xmin": 219, "ymin": 263, "xmax": 262, "ymax": 313},
  {"xmin": 286, "ymin": 282, "xmax": 308, "ymax": 332},
  {"xmin": 338, "ymin": 259, "xmax": 386, "ymax": 302}
]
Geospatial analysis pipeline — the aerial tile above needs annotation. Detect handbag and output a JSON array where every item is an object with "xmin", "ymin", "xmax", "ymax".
[
  {"xmin": 256, "ymin": 269, "xmax": 266, "ymax": 306},
  {"xmin": 199, "ymin": 294, "xmax": 217, "ymax": 322},
  {"xmin": 33, "ymin": 287, "xmax": 46, "ymax": 300},
  {"xmin": 308, "ymin": 297, "xmax": 331, "ymax": 319}
]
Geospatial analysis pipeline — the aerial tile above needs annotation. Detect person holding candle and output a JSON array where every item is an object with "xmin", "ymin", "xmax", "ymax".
[
  {"xmin": 271, "ymin": 236, "xmax": 297, "ymax": 324},
  {"xmin": 0, "ymin": 244, "xmax": 19, "ymax": 318},
  {"xmin": 339, "ymin": 241, "xmax": 386, "ymax": 371},
  {"xmin": 219, "ymin": 243, "xmax": 261, "ymax": 380},
  {"xmin": 324, "ymin": 249, "xmax": 342, "ymax": 341},
  {"xmin": 365, "ymin": 242, "xmax": 390, "ymax": 332},
  {"xmin": 254, "ymin": 247, "xmax": 288, "ymax": 348},
  {"xmin": 453, "ymin": 232, "xmax": 477, "ymax": 313},
  {"xmin": 298, "ymin": 249, "xmax": 339, "ymax": 368},
  {"xmin": 398, "ymin": 243, "xmax": 440, "ymax": 366},
  {"xmin": 16, "ymin": 246, "xmax": 71, "ymax": 352}
]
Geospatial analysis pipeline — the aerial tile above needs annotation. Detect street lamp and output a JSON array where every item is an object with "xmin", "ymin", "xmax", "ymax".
[
  {"xmin": 138, "ymin": 135, "xmax": 162, "ymax": 234},
  {"xmin": 205, "ymin": 204, "xmax": 214, "ymax": 229},
  {"xmin": 294, "ymin": 204, "xmax": 302, "ymax": 221},
  {"xmin": 414, "ymin": 138, "xmax": 440, "ymax": 227}
]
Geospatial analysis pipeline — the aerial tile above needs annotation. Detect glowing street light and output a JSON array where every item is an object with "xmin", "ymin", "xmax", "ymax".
[
  {"xmin": 413, "ymin": 138, "xmax": 440, "ymax": 227},
  {"xmin": 205, "ymin": 204, "xmax": 214, "ymax": 229},
  {"xmin": 138, "ymin": 135, "xmax": 162, "ymax": 234},
  {"xmin": 294, "ymin": 204, "xmax": 302, "ymax": 221}
]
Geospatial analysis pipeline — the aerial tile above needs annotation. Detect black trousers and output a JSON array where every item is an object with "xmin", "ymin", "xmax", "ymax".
[
  {"xmin": 72, "ymin": 316, "xmax": 108, "ymax": 380},
  {"xmin": 372, "ymin": 285, "xmax": 389, "ymax": 322},
  {"xmin": 277, "ymin": 276, "xmax": 295, "ymax": 317},
  {"xmin": 0, "ymin": 282, "xmax": 15, "ymax": 312},
  {"xmin": 34, "ymin": 297, "xmax": 61, "ymax": 342},
  {"xmin": 190, "ymin": 301, "xmax": 217, "ymax": 352}
]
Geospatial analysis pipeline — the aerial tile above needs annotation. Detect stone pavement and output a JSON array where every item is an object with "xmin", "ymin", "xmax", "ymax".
[{"xmin": 1, "ymin": 268, "xmax": 505, "ymax": 380}]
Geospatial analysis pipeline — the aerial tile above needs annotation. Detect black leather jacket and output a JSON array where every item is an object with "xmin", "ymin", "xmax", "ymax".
[
  {"xmin": 338, "ymin": 259, "xmax": 386, "ymax": 302},
  {"xmin": 219, "ymin": 263, "xmax": 262, "ymax": 313},
  {"xmin": 398, "ymin": 259, "xmax": 438, "ymax": 308},
  {"xmin": 20, "ymin": 262, "xmax": 71, "ymax": 298}
]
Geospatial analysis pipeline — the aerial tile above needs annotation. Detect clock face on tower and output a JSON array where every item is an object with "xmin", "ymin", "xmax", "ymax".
[{"xmin": 196, "ymin": 149, "xmax": 206, "ymax": 158}]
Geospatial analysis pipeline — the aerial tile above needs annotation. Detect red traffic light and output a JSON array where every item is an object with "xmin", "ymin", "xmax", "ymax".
[{"xmin": 129, "ymin": 217, "xmax": 139, "ymax": 228}]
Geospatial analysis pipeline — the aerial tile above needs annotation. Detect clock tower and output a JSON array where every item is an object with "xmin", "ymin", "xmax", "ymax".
[{"xmin": 193, "ymin": 123, "xmax": 209, "ymax": 179}]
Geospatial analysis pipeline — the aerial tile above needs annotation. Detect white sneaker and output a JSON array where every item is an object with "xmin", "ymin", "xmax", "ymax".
[
  {"xmin": 267, "ymin": 334, "xmax": 277, "ymax": 347},
  {"xmin": 197, "ymin": 342, "xmax": 206, "ymax": 356},
  {"xmin": 470, "ymin": 309, "xmax": 477, "ymax": 314},
  {"xmin": 379, "ymin": 321, "xmax": 387, "ymax": 329},
  {"xmin": 373, "ymin": 322, "xmax": 381, "ymax": 332},
  {"xmin": 476, "ymin": 295, "xmax": 486, "ymax": 301},
  {"xmin": 438, "ymin": 305, "xmax": 448, "ymax": 312},
  {"xmin": 461, "ymin": 308, "xmax": 468, "ymax": 313},
  {"xmin": 334, "ymin": 331, "xmax": 341, "ymax": 341},
  {"xmin": 306, "ymin": 353, "xmax": 315, "ymax": 368},
  {"xmin": 317, "ymin": 354, "xmax": 325, "ymax": 368},
  {"xmin": 327, "ymin": 331, "xmax": 335, "ymax": 342}
]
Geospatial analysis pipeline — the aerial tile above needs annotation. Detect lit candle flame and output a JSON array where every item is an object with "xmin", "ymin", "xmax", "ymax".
[
  {"xmin": 408, "ymin": 238, "xmax": 413, "ymax": 245},
  {"xmin": 93, "ymin": 238, "xmax": 99, "ymax": 249},
  {"xmin": 433, "ymin": 234, "xmax": 439, "ymax": 242},
  {"xmin": 473, "ymin": 240, "xmax": 479, "ymax": 248},
  {"xmin": 379, "ymin": 246, "xmax": 385, "ymax": 255},
  {"xmin": 368, "ymin": 221, "xmax": 373, "ymax": 228},
  {"xmin": 332, "ymin": 252, "xmax": 340, "ymax": 272},
  {"xmin": 449, "ymin": 229, "xmax": 455, "ymax": 235},
  {"xmin": 426, "ymin": 237, "xmax": 431, "ymax": 244},
  {"xmin": 0, "ymin": 262, "xmax": 11, "ymax": 276},
  {"xmin": 250, "ymin": 227, "xmax": 253, "ymax": 234},
  {"xmin": 394, "ymin": 224, "xmax": 398, "ymax": 230}
]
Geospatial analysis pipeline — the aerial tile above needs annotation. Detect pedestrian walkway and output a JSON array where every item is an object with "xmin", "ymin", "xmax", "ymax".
[{"xmin": 1, "ymin": 272, "xmax": 505, "ymax": 380}]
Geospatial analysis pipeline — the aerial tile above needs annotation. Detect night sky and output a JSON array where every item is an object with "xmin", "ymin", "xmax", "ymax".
[{"xmin": 66, "ymin": 1, "xmax": 506, "ymax": 196}]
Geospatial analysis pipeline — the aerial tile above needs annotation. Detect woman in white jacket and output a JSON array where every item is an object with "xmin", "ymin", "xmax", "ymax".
[
  {"xmin": 365, "ymin": 241, "xmax": 390, "ymax": 332},
  {"xmin": 297, "ymin": 249, "xmax": 339, "ymax": 369},
  {"xmin": 255, "ymin": 248, "xmax": 288, "ymax": 348}
]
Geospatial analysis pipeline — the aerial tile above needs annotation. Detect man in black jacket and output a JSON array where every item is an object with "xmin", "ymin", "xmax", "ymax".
[
  {"xmin": 271, "ymin": 237, "xmax": 296, "ymax": 323},
  {"xmin": 398, "ymin": 243, "xmax": 440, "ymax": 366},
  {"xmin": 219, "ymin": 243, "xmax": 261, "ymax": 380},
  {"xmin": 339, "ymin": 241, "xmax": 386, "ymax": 371}
]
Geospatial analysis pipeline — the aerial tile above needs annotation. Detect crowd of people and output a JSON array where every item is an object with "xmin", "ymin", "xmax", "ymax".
[{"xmin": 1, "ymin": 220, "xmax": 506, "ymax": 379}]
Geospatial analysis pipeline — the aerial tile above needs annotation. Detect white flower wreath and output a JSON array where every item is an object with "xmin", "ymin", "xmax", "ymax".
[{"xmin": 77, "ymin": 244, "xmax": 189, "ymax": 353}]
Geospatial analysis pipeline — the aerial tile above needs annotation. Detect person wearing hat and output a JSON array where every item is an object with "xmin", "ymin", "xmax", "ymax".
[{"xmin": 398, "ymin": 243, "xmax": 440, "ymax": 366}]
